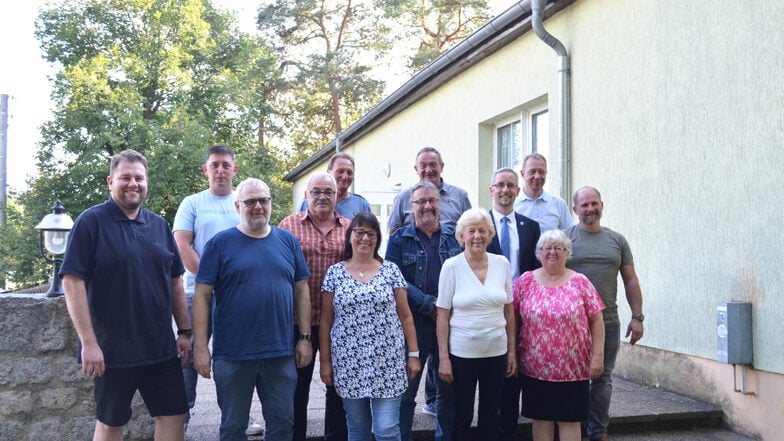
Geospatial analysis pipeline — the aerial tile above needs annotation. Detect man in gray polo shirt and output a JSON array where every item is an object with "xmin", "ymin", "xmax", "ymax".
[{"xmin": 388, "ymin": 147, "xmax": 471, "ymax": 234}]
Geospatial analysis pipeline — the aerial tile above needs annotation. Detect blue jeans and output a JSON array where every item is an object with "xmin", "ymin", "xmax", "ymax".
[
  {"xmin": 587, "ymin": 323, "xmax": 620, "ymax": 440},
  {"xmin": 400, "ymin": 317, "xmax": 453, "ymax": 441},
  {"xmin": 342, "ymin": 395, "xmax": 402, "ymax": 441},
  {"xmin": 213, "ymin": 357, "xmax": 296, "ymax": 441},
  {"xmin": 183, "ymin": 293, "xmax": 212, "ymax": 419},
  {"xmin": 450, "ymin": 354, "xmax": 506, "ymax": 441}
]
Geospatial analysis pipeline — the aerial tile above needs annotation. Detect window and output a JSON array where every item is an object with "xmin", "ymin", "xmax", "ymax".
[{"xmin": 494, "ymin": 104, "xmax": 549, "ymax": 172}]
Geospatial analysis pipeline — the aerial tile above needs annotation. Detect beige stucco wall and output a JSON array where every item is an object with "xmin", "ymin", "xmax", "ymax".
[{"xmin": 289, "ymin": 0, "xmax": 783, "ymax": 435}]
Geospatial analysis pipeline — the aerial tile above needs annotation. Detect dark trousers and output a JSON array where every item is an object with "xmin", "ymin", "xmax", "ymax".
[
  {"xmin": 497, "ymin": 375, "xmax": 522, "ymax": 441},
  {"xmin": 293, "ymin": 325, "xmax": 348, "ymax": 441},
  {"xmin": 451, "ymin": 354, "xmax": 507, "ymax": 441}
]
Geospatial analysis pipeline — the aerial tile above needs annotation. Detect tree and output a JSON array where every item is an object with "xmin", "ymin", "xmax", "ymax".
[
  {"xmin": 0, "ymin": 0, "xmax": 286, "ymax": 289},
  {"xmin": 377, "ymin": 0, "xmax": 492, "ymax": 72},
  {"xmin": 256, "ymin": 0, "xmax": 389, "ymax": 163}
]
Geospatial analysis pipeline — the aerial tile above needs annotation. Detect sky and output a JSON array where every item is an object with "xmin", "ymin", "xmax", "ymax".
[{"xmin": 0, "ymin": 0, "xmax": 516, "ymax": 193}]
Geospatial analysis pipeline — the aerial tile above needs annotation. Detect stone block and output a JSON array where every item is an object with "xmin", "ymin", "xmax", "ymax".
[
  {"xmin": 13, "ymin": 357, "xmax": 54, "ymax": 384},
  {"xmin": 0, "ymin": 390, "xmax": 33, "ymax": 416},
  {"xmin": 37, "ymin": 387, "xmax": 81, "ymax": 411}
]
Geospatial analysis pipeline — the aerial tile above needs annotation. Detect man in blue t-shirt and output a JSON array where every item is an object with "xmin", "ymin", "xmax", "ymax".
[
  {"xmin": 192, "ymin": 178, "xmax": 312, "ymax": 441},
  {"xmin": 61, "ymin": 149, "xmax": 190, "ymax": 440},
  {"xmin": 298, "ymin": 152, "xmax": 371, "ymax": 219}
]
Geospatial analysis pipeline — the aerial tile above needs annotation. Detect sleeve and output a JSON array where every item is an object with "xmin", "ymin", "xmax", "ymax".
[
  {"xmin": 387, "ymin": 193, "xmax": 404, "ymax": 231},
  {"xmin": 619, "ymin": 233, "xmax": 634, "ymax": 266},
  {"xmin": 385, "ymin": 232, "xmax": 435, "ymax": 316},
  {"xmin": 388, "ymin": 261, "xmax": 407, "ymax": 289},
  {"xmin": 298, "ymin": 199, "xmax": 308, "ymax": 213},
  {"xmin": 436, "ymin": 258, "xmax": 457, "ymax": 309},
  {"xmin": 503, "ymin": 257, "xmax": 513, "ymax": 303},
  {"xmin": 172, "ymin": 197, "xmax": 195, "ymax": 232},
  {"xmin": 557, "ymin": 199, "xmax": 574, "ymax": 230},
  {"xmin": 460, "ymin": 188, "xmax": 472, "ymax": 212},
  {"xmin": 59, "ymin": 212, "xmax": 97, "ymax": 280},
  {"xmin": 577, "ymin": 274, "xmax": 605, "ymax": 316},
  {"xmin": 166, "ymin": 225, "xmax": 186, "ymax": 277},
  {"xmin": 291, "ymin": 235, "xmax": 311, "ymax": 281},
  {"xmin": 195, "ymin": 236, "xmax": 221, "ymax": 285},
  {"xmin": 321, "ymin": 264, "xmax": 336, "ymax": 293}
]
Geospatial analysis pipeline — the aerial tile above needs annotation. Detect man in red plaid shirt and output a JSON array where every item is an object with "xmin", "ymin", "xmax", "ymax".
[{"xmin": 279, "ymin": 172, "xmax": 351, "ymax": 441}]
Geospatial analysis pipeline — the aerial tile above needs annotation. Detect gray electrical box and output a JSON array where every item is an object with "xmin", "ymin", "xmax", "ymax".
[{"xmin": 716, "ymin": 302, "xmax": 752, "ymax": 364}]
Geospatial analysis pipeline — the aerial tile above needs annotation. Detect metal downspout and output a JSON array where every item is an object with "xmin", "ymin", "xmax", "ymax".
[{"xmin": 531, "ymin": 0, "xmax": 571, "ymax": 201}]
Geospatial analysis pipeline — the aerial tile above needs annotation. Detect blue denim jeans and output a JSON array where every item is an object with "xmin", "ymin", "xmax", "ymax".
[
  {"xmin": 450, "ymin": 354, "xmax": 506, "ymax": 441},
  {"xmin": 342, "ymin": 395, "xmax": 402, "ymax": 441},
  {"xmin": 213, "ymin": 357, "xmax": 297, "ymax": 441},
  {"xmin": 183, "ymin": 293, "xmax": 212, "ymax": 419},
  {"xmin": 400, "ymin": 317, "xmax": 453, "ymax": 441},
  {"xmin": 587, "ymin": 323, "xmax": 620, "ymax": 440}
]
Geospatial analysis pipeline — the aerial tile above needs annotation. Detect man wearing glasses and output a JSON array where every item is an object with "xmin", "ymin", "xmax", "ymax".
[
  {"xmin": 192, "ymin": 178, "xmax": 312, "ymax": 441},
  {"xmin": 388, "ymin": 147, "xmax": 471, "ymax": 234},
  {"xmin": 486, "ymin": 168, "xmax": 541, "ymax": 441},
  {"xmin": 566, "ymin": 186, "xmax": 645, "ymax": 441},
  {"xmin": 279, "ymin": 172, "xmax": 351, "ymax": 441},
  {"xmin": 386, "ymin": 181, "xmax": 463, "ymax": 441}
]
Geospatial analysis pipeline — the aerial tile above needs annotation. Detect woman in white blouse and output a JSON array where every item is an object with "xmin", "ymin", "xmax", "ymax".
[{"xmin": 436, "ymin": 208, "xmax": 517, "ymax": 441}]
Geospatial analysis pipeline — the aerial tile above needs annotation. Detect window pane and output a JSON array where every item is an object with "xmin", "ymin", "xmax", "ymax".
[
  {"xmin": 532, "ymin": 110, "xmax": 549, "ymax": 160},
  {"xmin": 497, "ymin": 124, "xmax": 511, "ymax": 168}
]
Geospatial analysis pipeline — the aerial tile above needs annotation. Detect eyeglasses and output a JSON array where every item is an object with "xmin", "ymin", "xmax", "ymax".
[
  {"xmin": 352, "ymin": 229, "xmax": 378, "ymax": 239},
  {"xmin": 239, "ymin": 198, "xmax": 271, "ymax": 207},
  {"xmin": 540, "ymin": 246, "xmax": 566, "ymax": 253},
  {"xmin": 491, "ymin": 182, "xmax": 517, "ymax": 189},
  {"xmin": 309, "ymin": 189, "xmax": 336, "ymax": 198},
  {"xmin": 412, "ymin": 198, "xmax": 439, "ymax": 206}
]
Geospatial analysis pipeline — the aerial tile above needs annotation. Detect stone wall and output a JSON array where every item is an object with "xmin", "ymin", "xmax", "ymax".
[{"xmin": 0, "ymin": 294, "xmax": 154, "ymax": 441}]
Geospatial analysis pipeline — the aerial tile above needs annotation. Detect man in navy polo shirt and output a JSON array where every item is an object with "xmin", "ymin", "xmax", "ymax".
[{"xmin": 61, "ymin": 149, "xmax": 191, "ymax": 441}]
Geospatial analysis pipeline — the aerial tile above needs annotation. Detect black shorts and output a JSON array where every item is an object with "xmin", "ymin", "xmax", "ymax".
[
  {"xmin": 94, "ymin": 357, "xmax": 187, "ymax": 426},
  {"xmin": 520, "ymin": 374, "xmax": 589, "ymax": 422}
]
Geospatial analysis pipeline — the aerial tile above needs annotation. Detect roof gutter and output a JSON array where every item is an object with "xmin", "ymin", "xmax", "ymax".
[{"xmin": 531, "ymin": 0, "xmax": 571, "ymax": 201}]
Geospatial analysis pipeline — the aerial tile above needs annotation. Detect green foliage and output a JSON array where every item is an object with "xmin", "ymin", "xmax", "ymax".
[
  {"xmin": 256, "ymin": 0, "xmax": 388, "ymax": 163},
  {"xmin": 376, "ymin": 0, "xmax": 492, "ymax": 72},
  {"xmin": 1, "ymin": 0, "xmax": 286, "ymax": 289},
  {"xmin": 0, "ymin": 197, "xmax": 51, "ymax": 290}
]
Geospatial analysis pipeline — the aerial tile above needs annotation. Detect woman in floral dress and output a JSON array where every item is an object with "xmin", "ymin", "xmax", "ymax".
[
  {"xmin": 320, "ymin": 212, "xmax": 420, "ymax": 441},
  {"xmin": 514, "ymin": 229, "xmax": 605, "ymax": 441}
]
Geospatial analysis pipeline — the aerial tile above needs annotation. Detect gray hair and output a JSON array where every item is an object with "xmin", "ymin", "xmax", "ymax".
[
  {"xmin": 455, "ymin": 208, "xmax": 495, "ymax": 247},
  {"xmin": 572, "ymin": 186, "xmax": 602, "ymax": 206},
  {"xmin": 415, "ymin": 146, "xmax": 444, "ymax": 165},
  {"xmin": 411, "ymin": 180, "xmax": 440, "ymax": 197},
  {"xmin": 235, "ymin": 178, "xmax": 270, "ymax": 200},
  {"xmin": 534, "ymin": 229, "xmax": 572, "ymax": 261},
  {"xmin": 307, "ymin": 172, "xmax": 337, "ymax": 189}
]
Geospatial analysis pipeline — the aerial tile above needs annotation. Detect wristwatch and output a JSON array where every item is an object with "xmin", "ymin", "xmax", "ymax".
[
  {"xmin": 298, "ymin": 333, "xmax": 312, "ymax": 341},
  {"xmin": 632, "ymin": 314, "xmax": 645, "ymax": 322},
  {"xmin": 177, "ymin": 328, "xmax": 192, "ymax": 337}
]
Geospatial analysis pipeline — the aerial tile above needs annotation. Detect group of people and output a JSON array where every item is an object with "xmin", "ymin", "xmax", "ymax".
[{"xmin": 60, "ymin": 145, "xmax": 644, "ymax": 441}]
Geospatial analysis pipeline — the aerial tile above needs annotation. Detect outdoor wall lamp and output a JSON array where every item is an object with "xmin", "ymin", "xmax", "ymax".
[{"xmin": 34, "ymin": 200, "xmax": 74, "ymax": 297}]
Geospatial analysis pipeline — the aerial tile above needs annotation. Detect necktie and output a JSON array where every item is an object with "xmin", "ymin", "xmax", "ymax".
[{"xmin": 500, "ymin": 216, "xmax": 511, "ymax": 261}]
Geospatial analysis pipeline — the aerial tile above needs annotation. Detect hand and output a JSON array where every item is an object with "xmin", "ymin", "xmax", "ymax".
[
  {"xmin": 505, "ymin": 352, "xmax": 517, "ymax": 378},
  {"xmin": 626, "ymin": 319, "xmax": 644, "ymax": 345},
  {"xmin": 320, "ymin": 361, "xmax": 334, "ymax": 386},
  {"xmin": 81, "ymin": 341, "xmax": 105, "ymax": 379},
  {"xmin": 406, "ymin": 356, "xmax": 421, "ymax": 380},
  {"xmin": 295, "ymin": 340, "xmax": 313, "ymax": 368},
  {"xmin": 176, "ymin": 334, "xmax": 192, "ymax": 367},
  {"xmin": 589, "ymin": 355, "xmax": 604, "ymax": 380},
  {"xmin": 438, "ymin": 357, "xmax": 453, "ymax": 384},
  {"xmin": 194, "ymin": 346, "xmax": 212, "ymax": 379}
]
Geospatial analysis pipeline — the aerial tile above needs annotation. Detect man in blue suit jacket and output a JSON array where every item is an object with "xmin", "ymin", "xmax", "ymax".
[{"xmin": 486, "ymin": 168, "xmax": 541, "ymax": 441}]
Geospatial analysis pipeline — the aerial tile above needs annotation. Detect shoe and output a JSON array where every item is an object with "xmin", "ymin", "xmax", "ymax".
[
  {"xmin": 421, "ymin": 404, "xmax": 436, "ymax": 417},
  {"xmin": 246, "ymin": 420, "xmax": 265, "ymax": 436}
]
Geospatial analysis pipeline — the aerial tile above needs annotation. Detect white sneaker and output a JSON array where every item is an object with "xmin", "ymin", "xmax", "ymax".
[{"xmin": 246, "ymin": 420, "xmax": 265, "ymax": 436}]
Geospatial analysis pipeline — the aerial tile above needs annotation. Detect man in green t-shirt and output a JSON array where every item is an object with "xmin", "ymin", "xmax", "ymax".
[{"xmin": 566, "ymin": 186, "xmax": 645, "ymax": 441}]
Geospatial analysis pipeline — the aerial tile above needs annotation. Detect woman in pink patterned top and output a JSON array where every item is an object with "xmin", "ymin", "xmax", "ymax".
[{"xmin": 513, "ymin": 229, "xmax": 605, "ymax": 441}]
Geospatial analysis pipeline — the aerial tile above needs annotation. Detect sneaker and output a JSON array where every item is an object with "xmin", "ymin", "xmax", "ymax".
[
  {"xmin": 246, "ymin": 420, "xmax": 265, "ymax": 437},
  {"xmin": 421, "ymin": 404, "xmax": 436, "ymax": 417}
]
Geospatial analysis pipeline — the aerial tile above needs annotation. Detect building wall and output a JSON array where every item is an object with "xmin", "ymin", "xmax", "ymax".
[{"xmin": 289, "ymin": 1, "xmax": 783, "ymax": 435}]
